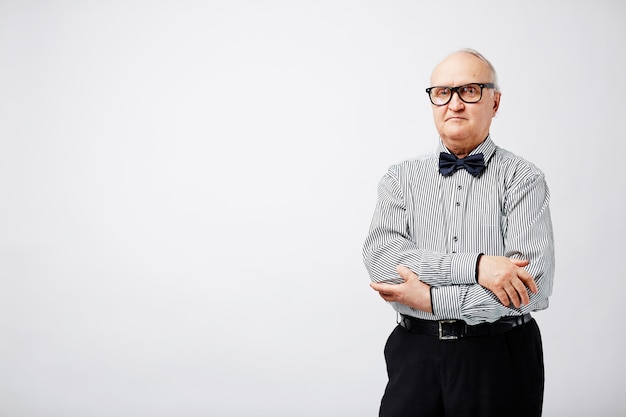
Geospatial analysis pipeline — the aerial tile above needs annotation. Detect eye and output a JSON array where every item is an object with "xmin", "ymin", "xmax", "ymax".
[
  {"xmin": 434, "ymin": 87, "xmax": 450, "ymax": 98},
  {"xmin": 461, "ymin": 85, "xmax": 479, "ymax": 97}
]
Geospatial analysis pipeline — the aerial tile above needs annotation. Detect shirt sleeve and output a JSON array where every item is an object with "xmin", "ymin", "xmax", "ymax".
[
  {"xmin": 432, "ymin": 172, "xmax": 555, "ymax": 324},
  {"xmin": 362, "ymin": 165, "xmax": 479, "ymax": 286}
]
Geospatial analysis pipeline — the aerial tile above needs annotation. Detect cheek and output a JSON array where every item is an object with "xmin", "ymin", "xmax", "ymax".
[
  {"xmin": 432, "ymin": 108, "xmax": 446, "ymax": 122},
  {"xmin": 477, "ymin": 109, "xmax": 495, "ymax": 124}
]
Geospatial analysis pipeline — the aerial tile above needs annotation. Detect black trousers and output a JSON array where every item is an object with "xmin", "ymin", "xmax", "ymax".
[{"xmin": 379, "ymin": 318, "xmax": 544, "ymax": 417}]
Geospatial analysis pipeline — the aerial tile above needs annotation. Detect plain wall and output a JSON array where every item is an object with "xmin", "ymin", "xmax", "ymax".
[{"xmin": 1, "ymin": 1, "xmax": 625, "ymax": 416}]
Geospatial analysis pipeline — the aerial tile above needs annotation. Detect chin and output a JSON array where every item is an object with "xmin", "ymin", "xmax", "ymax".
[{"xmin": 441, "ymin": 133, "xmax": 471, "ymax": 143}]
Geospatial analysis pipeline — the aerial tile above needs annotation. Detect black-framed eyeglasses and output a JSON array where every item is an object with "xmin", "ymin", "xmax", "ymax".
[{"xmin": 425, "ymin": 83, "xmax": 495, "ymax": 106}]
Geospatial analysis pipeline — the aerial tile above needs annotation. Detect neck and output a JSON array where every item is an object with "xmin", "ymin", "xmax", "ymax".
[{"xmin": 443, "ymin": 134, "xmax": 489, "ymax": 158}]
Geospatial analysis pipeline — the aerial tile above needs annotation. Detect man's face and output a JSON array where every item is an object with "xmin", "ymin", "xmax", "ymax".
[{"xmin": 429, "ymin": 52, "xmax": 501, "ymax": 156}]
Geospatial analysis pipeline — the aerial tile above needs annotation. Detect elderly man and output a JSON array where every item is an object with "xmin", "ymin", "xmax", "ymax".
[{"xmin": 363, "ymin": 49, "xmax": 554, "ymax": 417}]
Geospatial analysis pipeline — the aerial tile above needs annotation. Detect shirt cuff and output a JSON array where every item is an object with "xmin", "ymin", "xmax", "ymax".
[
  {"xmin": 431, "ymin": 286, "xmax": 462, "ymax": 320},
  {"xmin": 450, "ymin": 252, "xmax": 482, "ymax": 285}
]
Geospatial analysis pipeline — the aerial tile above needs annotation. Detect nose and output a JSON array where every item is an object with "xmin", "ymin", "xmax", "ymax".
[{"xmin": 448, "ymin": 91, "xmax": 465, "ymax": 110}]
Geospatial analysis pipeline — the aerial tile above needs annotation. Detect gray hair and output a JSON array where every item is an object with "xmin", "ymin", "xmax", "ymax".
[{"xmin": 454, "ymin": 48, "xmax": 500, "ymax": 92}]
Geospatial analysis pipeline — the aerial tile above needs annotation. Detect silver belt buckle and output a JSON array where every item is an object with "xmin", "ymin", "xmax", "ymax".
[{"xmin": 438, "ymin": 320, "xmax": 459, "ymax": 340}]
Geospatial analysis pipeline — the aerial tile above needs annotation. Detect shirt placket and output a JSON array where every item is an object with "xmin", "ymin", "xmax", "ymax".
[{"xmin": 446, "ymin": 174, "xmax": 471, "ymax": 254}]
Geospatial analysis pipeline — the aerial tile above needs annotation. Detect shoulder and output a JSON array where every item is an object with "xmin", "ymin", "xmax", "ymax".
[
  {"xmin": 376, "ymin": 152, "xmax": 438, "ymax": 196},
  {"xmin": 492, "ymin": 146, "xmax": 545, "ymax": 179},
  {"xmin": 490, "ymin": 146, "xmax": 547, "ymax": 192},
  {"xmin": 386, "ymin": 151, "xmax": 438, "ymax": 178}
]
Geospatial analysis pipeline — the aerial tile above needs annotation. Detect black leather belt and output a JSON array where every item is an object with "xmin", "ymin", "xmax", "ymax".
[{"xmin": 399, "ymin": 313, "xmax": 532, "ymax": 340}]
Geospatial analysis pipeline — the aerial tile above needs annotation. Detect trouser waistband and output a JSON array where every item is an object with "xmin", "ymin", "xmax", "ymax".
[{"xmin": 399, "ymin": 313, "xmax": 533, "ymax": 340}]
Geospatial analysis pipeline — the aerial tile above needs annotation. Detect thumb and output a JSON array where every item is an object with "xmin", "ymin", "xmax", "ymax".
[
  {"xmin": 396, "ymin": 265, "xmax": 415, "ymax": 281},
  {"xmin": 510, "ymin": 258, "xmax": 530, "ymax": 267}
]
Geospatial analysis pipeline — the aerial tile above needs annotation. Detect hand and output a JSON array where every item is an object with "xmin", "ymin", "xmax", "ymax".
[
  {"xmin": 477, "ymin": 255, "xmax": 538, "ymax": 308},
  {"xmin": 370, "ymin": 265, "xmax": 432, "ymax": 313}
]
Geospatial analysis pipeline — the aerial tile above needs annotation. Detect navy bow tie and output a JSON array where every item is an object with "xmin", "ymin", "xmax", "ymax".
[{"xmin": 439, "ymin": 152, "xmax": 486, "ymax": 177}]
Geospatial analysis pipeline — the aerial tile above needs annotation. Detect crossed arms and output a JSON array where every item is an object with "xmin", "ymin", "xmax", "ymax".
[
  {"xmin": 362, "ymin": 163, "xmax": 555, "ymax": 324},
  {"xmin": 371, "ymin": 257, "xmax": 538, "ymax": 313}
]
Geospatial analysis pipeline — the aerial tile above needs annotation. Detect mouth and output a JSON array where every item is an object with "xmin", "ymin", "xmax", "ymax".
[{"xmin": 445, "ymin": 116, "xmax": 466, "ymax": 122}]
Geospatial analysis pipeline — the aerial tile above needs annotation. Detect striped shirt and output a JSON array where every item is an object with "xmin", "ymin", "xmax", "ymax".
[{"xmin": 362, "ymin": 137, "xmax": 555, "ymax": 325}]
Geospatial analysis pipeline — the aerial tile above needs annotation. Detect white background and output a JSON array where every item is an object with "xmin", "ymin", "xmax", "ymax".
[{"xmin": 1, "ymin": 1, "xmax": 625, "ymax": 416}]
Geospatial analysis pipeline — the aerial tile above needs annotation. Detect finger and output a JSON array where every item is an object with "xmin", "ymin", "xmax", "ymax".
[
  {"xmin": 379, "ymin": 290, "xmax": 399, "ymax": 302},
  {"xmin": 505, "ymin": 285, "xmax": 521, "ymax": 308},
  {"xmin": 379, "ymin": 292, "xmax": 393, "ymax": 301},
  {"xmin": 518, "ymin": 271, "xmax": 538, "ymax": 294},
  {"xmin": 512, "ymin": 279, "xmax": 530, "ymax": 305},
  {"xmin": 371, "ymin": 282, "xmax": 397, "ymax": 295},
  {"xmin": 493, "ymin": 289, "xmax": 510, "ymax": 306},
  {"xmin": 371, "ymin": 284, "xmax": 391, "ymax": 300}
]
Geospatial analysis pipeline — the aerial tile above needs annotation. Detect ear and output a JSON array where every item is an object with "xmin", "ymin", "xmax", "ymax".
[{"xmin": 492, "ymin": 92, "xmax": 501, "ymax": 116}]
